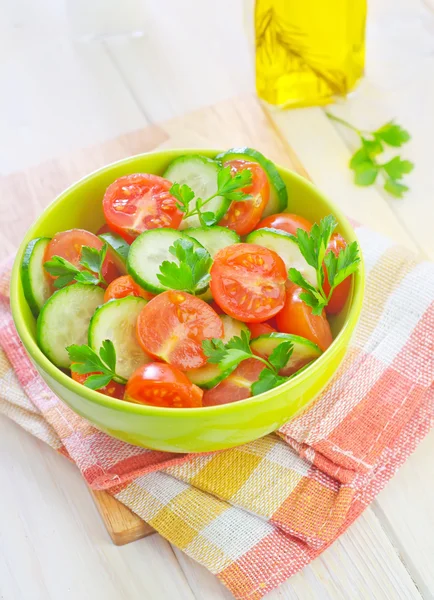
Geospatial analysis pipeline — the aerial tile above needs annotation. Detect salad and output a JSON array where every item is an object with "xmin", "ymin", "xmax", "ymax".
[{"xmin": 20, "ymin": 148, "xmax": 360, "ymax": 409}]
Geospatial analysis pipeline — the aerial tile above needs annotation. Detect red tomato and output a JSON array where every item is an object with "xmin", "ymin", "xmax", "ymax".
[
  {"xmin": 247, "ymin": 322, "xmax": 276, "ymax": 338},
  {"xmin": 44, "ymin": 229, "xmax": 119, "ymax": 284},
  {"xmin": 219, "ymin": 160, "xmax": 269, "ymax": 236},
  {"xmin": 104, "ymin": 275, "xmax": 154, "ymax": 303},
  {"xmin": 125, "ymin": 363, "xmax": 203, "ymax": 408},
  {"xmin": 103, "ymin": 174, "xmax": 183, "ymax": 243},
  {"xmin": 203, "ymin": 359, "xmax": 264, "ymax": 406},
  {"xmin": 323, "ymin": 234, "xmax": 352, "ymax": 315},
  {"xmin": 71, "ymin": 368, "xmax": 125, "ymax": 399},
  {"xmin": 96, "ymin": 223, "xmax": 112, "ymax": 235},
  {"xmin": 210, "ymin": 244, "xmax": 287, "ymax": 323},
  {"xmin": 136, "ymin": 291, "xmax": 224, "ymax": 370},
  {"xmin": 275, "ymin": 283, "xmax": 333, "ymax": 352},
  {"xmin": 255, "ymin": 213, "xmax": 312, "ymax": 235}
]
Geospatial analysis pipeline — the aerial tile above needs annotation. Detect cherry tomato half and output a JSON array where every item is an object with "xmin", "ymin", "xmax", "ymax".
[
  {"xmin": 276, "ymin": 283, "xmax": 333, "ymax": 352},
  {"xmin": 323, "ymin": 234, "xmax": 352, "ymax": 315},
  {"xmin": 202, "ymin": 359, "xmax": 264, "ymax": 406},
  {"xmin": 219, "ymin": 160, "xmax": 269, "ymax": 236},
  {"xmin": 136, "ymin": 291, "xmax": 224, "ymax": 370},
  {"xmin": 247, "ymin": 322, "xmax": 276, "ymax": 339},
  {"xmin": 71, "ymin": 368, "xmax": 125, "ymax": 399},
  {"xmin": 125, "ymin": 363, "xmax": 203, "ymax": 408},
  {"xmin": 44, "ymin": 229, "xmax": 120, "ymax": 284},
  {"xmin": 210, "ymin": 243, "xmax": 287, "ymax": 323},
  {"xmin": 104, "ymin": 275, "xmax": 154, "ymax": 303},
  {"xmin": 103, "ymin": 174, "xmax": 183, "ymax": 243},
  {"xmin": 255, "ymin": 212, "xmax": 312, "ymax": 236}
]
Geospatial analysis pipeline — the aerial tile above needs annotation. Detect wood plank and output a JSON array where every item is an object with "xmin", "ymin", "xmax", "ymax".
[
  {"xmin": 90, "ymin": 490, "xmax": 154, "ymax": 545},
  {"xmin": 173, "ymin": 510, "xmax": 423, "ymax": 600},
  {"xmin": 0, "ymin": 416, "xmax": 196, "ymax": 600}
]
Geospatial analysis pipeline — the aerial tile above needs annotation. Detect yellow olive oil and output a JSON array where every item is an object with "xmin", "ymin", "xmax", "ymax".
[{"xmin": 255, "ymin": 0, "xmax": 367, "ymax": 108}]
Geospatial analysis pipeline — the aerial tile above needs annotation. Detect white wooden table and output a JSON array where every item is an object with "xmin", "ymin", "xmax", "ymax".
[{"xmin": 1, "ymin": 0, "xmax": 433, "ymax": 598}]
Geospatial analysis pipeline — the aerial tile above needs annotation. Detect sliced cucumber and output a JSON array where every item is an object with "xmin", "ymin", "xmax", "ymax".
[
  {"xmin": 89, "ymin": 296, "xmax": 150, "ymax": 379},
  {"xmin": 99, "ymin": 232, "xmax": 129, "ymax": 274},
  {"xmin": 127, "ymin": 228, "xmax": 208, "ymax": 294},
  {"xmin": 216, "ymin": 147, "xmax": 287, "ymax": 217},
  {"xmin": 186, "ymin": 315, "xmax": 248, "ymax": 389},
  {"xmin": 220, "ymin": 314, "xmax": 249, "ymax": 340},
  {"xmin": 246, "ymin": 227, "xmax": 317, "ymax": 286},
  {"xmin": 20, "ymin": 237, "xmax": 52, "ymax": 318},
  {"xmin": 250, "ymin": 332, "xmax": 321, "ymax": 377},
  {"xmin": 184, "ymin": 226, "xmax": 240, "ymax": 257},
  {"xmin": 37, "ymin": 284, "xmax": 104, "ymax": 368},
  {"xmin": 163, "ymin": 155, "xmax": 230, "ymax": 229}
]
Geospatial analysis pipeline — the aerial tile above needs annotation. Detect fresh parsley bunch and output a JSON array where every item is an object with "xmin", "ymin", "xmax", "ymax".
[
  {"xmin": 326, "ymin": 112, "xmax": 414, "ymax": 198},
  {"xmin": 288, "ymin": 215, "xmax": 361, "ymax": 315},
  {"xmin": 171, "ymin": 165, "xmax": 252, "ymax": 227},
  {"xmin": 67, "ymin": 339, "xmax": 127, "ymax": 389},
  {"xmin": 44, "ymin": 244, "xmax": 108, "ymax": 289},
  {"xmin": 202, "ymin": 330, "xmax": 294, "ymax": 395},
  {"xmin": 157, "ymin": 238, "xmax": 212, "ymax": 295}
]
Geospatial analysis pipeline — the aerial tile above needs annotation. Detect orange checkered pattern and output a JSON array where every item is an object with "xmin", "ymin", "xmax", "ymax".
[{"xmin": 1, "ymin": 225, "xmax": 434, "ymax": 600}]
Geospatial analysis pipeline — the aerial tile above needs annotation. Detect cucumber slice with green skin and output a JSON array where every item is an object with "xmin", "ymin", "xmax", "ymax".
[
  {"xmin": 184, "ymin": 226, "xmax": 240, "ymax": 257},
  {"xmin": 250, "ymin": 332, "xmax": 322, "ymax": 377},
  {"xmin": 163, "ymin": 155, "xmax": 231, "ymax": 229},
  {"xmin": 127, "ymin": 228, "xmax": 208, "ymax": 294},
  {"xmin": 99, "ymin": 232, "xmax": 130, "ymax": 274},
  {"xmin": 37, "ymin": 284, "xmax": 104, "ymax": 369},
  {"xmin": 88, "ymin": 296, "xmax": 150, "ymax": 379},
  {"xmin": 216, "ymin": 147, "xmax": 287, "ymax": 217},
  {"xmin": 186, "ymin": 315, "xmax": 249, "ymax": 389},
  {"xmin": 20, "ymin": 237, "xmax": 52, "ymax": 318},
  {"xmin": 246, "ymin": 227, "xmax": 317, "ymax": 286}
]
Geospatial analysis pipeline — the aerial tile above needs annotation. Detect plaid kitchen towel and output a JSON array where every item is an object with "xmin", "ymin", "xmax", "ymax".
[{"xmin": 1, "ymin": 224, "xmax": 434, "ymax": 600}]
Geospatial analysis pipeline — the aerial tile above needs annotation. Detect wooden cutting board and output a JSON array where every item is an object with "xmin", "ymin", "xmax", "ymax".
[{"xmin": 1, "ymin": 94, "xmax": 309, "ymax": 545}]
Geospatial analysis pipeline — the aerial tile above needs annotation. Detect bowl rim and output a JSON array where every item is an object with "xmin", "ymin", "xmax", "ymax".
[{"xmin": 10, "ymin": 148, "xmax": 365, "ymax": 417}]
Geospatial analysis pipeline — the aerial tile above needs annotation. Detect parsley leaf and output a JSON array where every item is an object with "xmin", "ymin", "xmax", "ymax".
[
  {"xmin": 44, "ymin": 244, "xmax": 108, "ymax": 289},
  {"xmin": 67, "ymin": 339, "xmax": 127, "ymax": 387},
  {"xmin": 170, "ymin": 183, "xmax": 195, "ymax": 213},
  {"xmin": 375, "ymin": 121, "xmax": 411, "ymax": 147},
  {"xmin": 382, "ymin": 156, "xmax": 414, "ymax": 180},
  {"xmin": 326, "ymin": 112, "xmax": 413, "ymax": 197},
  {"xmin": 290, "ymin": 216, "xmax": 361, "ymax": 314},
  {"xmin": 251, "ymin": 369, "xmax": 288, "ymax": 396},
  {"xmin": 268, "ymin": 341, "xmax": 294, "ymax": 372},
  {"xmin": 157, "ymin": 238, "xmax": 212, "ymax": 294},
  {"xmin": 84, "ymin": 374, "xmax": 113, "ymax": 390},
  {"xmin": 169, "ymin": 164, "xmax": 253, "ymax": 225},
  {"xmin": 353, "ymin": 162, "xmax": 379, "ymax": 186},
  {"xmin": 384, "ymin": 178, "xmax": 409, "ymax": 198},
  {"xmin": 202, "ymin": 331, "xmax": 294, "ymax": 395}
]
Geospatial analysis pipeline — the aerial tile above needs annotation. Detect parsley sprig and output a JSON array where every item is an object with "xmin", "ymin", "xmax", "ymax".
[
  {"xmin": 171, "ymin": 165, "xmax": 253, "ymax": 227},
  {"xmin": 288, "ymin": 215, "xmax": 361, "ymax": 315},
  {"xmin": 326, "ymin": 112, "xmax": 414, "ymax": 198},
  {"xmin": 67, "ymin": 339, "xmax": 127, "ymax": 389},
  {"xmin": 44, "ymin": 244, "xmax": 108, "ymax": 289},
  {"xmin": 157, "ymin": 238, "xmax": 212, "ymax": 294},
  {"xmin": 202, "ymin": 330, "xmax": 294, "ymax": 395}
]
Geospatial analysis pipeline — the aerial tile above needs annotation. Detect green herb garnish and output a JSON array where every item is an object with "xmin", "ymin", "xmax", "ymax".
[
  {"xmin": 44, "ymin": 244, "xmax": 108, "ymax": 289},
  {"xmin": 288, "ymin": 215, "xmax": 361, "ymax": 315},
  {"xmin": 157, "ymin": 238, "xmax": 212, "ymax": 295},
  {"xmin": 67, "ymin": 339, "xmax": 127, "ymax": 389},
  {"xmin": 171, "ymin": 165, "xmax": 253, "ymax": 226},
  {"xmin": 326, "ymin": 112, "xmax": 414, "ymax": 198},
  {"xmin": 202, "ymin": 330, "xmax": 294, "ymax": 395}
]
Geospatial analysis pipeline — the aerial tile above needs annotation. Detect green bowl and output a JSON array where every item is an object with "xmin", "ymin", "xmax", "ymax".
[{"xmin": 10, "ymin": 149, "xmax": 364, "ymax": 453}]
